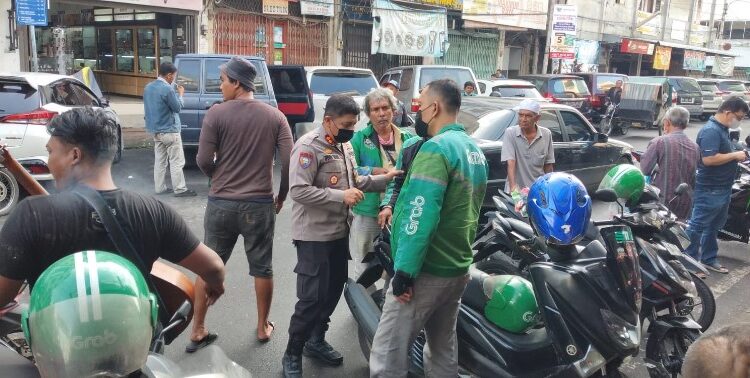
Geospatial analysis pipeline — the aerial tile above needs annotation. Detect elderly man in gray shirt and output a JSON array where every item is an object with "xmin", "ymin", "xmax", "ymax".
[{"xmin": 501, "ymin": 99, "xmax": 555, "ymax": 192}]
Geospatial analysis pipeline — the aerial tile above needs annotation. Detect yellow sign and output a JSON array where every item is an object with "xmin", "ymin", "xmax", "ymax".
[
  {"xmin": 653, "ymin": 46, "xmax": 672, "ymax": 70},
  {"xmin": 636, "ymin": 11, "xmax": 659, "ymax": 37},
  {"xmin": 422, "ymin": 0, "xmax": 463, "ymax": 11}
]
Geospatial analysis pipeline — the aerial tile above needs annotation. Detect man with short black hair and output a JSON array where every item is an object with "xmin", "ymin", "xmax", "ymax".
[
  {"xmin": 686, "ymin": 96, "xmax": 750, "ymax": 274},
  {"xmin": 282, "ymin": 95, "xmax": 400, "ymax": 377},
  {"xmin": 369, "ymin": 79, "xmax": 488, "ymax": 377},
  {"xmin": 0, "ymin": 107, "xmax": 225, "ymax": 319},
  {"xmin": 144, "ymin": 62, "xmax": 195, "ymax": 197},
  {"xmin": 683, "ymin": 322, "xmax": 750, "ymax": 378},
  {"xmin": 190, "ymin": 57, "xmax": 294, "ymax": 351},
  {"xmin": 640, "ymin": 106, "xmax": 700, "ymax": 220},
  {"xmin": 607, "ymin": 80, "xmax": 624, "ymax": 105}
]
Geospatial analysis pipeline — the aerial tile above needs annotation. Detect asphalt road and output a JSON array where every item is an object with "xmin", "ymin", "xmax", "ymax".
[{"xmin": 8, "ymin": 118, "xmax": 750, "ymax": 377}]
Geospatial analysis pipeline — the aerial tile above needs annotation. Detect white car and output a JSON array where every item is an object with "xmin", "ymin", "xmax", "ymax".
[
  {"xmin": 0, "ymin": 72, "xmax": 123, "ymax": 215},
  {"xmin": 295, "ymin": 66, "xmax": 379, "ymax": 137},
  {"xmin": 476, "ymin": 79, "xmax": 544, "ymax": 99}
]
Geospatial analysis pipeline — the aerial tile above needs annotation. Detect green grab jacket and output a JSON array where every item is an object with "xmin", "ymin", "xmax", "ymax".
[{"xmin": 391, "ymin": 124, "xmax": 489, "ymax": 278}]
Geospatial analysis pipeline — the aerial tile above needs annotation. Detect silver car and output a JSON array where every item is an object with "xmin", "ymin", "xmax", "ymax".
[
  {"xmin": 697, "ymin": 81, "xmax": 722, "ymax": 120},
  {"xmin": 699, "ymin": 79, "xmax": 750, "ymax": 104}
]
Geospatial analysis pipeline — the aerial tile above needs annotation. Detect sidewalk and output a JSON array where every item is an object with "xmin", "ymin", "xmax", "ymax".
[{"xmin": 108, "ymin": 95, "xmax": 152, "ymax": 149}]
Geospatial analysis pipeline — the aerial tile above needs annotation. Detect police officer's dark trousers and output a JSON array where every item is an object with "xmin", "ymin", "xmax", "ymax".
[{"xmin": 286, "ymin": 237, "xmax": 349, "ymax": 353}]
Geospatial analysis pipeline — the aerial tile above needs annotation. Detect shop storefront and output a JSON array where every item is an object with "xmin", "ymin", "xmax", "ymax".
[{"xmin": 27, "ymin": 1, "xmax": 199, "ymax": 96}]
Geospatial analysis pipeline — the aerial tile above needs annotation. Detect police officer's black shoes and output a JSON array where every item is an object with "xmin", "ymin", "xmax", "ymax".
[
  {"xmin": 303, "ymin": 335, "xmax": 344, "ymax": 366},
  {"xmin": 282, "ymin": 352, "xmax": 302, "ymax": 378}
]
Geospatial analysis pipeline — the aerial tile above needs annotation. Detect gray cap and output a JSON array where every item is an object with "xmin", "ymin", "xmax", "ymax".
[
  {"xmin": 514, "ymin": 99, "xmax": 541, "ymax": 114},
  {"xmin": 219, "ymin": 57, "xmax": 256, "ymax": 91},
  {"xmin": 386, "ymin": 80, "xmax": 400, "ymax": 90}
]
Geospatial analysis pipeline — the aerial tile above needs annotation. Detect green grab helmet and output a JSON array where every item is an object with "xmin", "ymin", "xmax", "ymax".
[
  {"xmin": 483, "ymin": 275, "xmax": 539, "ymax": 334},
  {"xmin": 21, "ymin": 251, "xmax": 158, "ymax": 378},
  {"xmin": 598, "ymin": 164, "xmax": 646, "ymax": 203}
]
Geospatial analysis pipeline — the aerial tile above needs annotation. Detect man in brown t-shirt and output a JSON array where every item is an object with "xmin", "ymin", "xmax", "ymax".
[{"xmin": 191, "ymin": 57, "xmax": 293, "ymax": 350}]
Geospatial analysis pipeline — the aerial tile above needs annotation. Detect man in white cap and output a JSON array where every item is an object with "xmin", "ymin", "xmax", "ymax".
[{"xmin": 501, "ymin": 99, "xmax": 555, "ymax": 193}]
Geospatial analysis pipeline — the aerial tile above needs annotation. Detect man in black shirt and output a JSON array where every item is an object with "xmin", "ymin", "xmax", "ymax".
[
  {"xmin": 607, "ymin": 80, "xmax": 624, "ymax": 105},
  {"xmin": 0, "ymin": 107, "xmax": 225, "ymax": 312}
]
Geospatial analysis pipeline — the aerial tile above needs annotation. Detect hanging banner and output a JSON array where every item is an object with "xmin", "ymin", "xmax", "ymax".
[
  {"xmin": 620, "ymin": 38, "xmax": 655, "ymax": 55},
  {"xmin": 653, "ymin": 46, "xmax": 672, "ymax": 70},
  {"xmin": 683, "ymin": 50, "xmax": 706, "ymax": 71},
  {"xmin": 636, "ymin": 11, "xmax": 660, "ymax": 37},
  {"xmin": 371, "ymin": 0, "xmax": 448, "ymax": 58},
  {"xmin": 575, "ymin": 40, "xmax": 599, "ymax": 65},
  {"xmin": 462, "ymin": 0, "xmax": 547, "ymax": 30},
  {"xmin": 690, "ymin": 24, "xmax": 709, "ymax": 46},
  {"xmin": 263, "ymin": 0, "xmax": 289, "ymax": 15},
  {"xmin": 711, "ymin": 56, "xmax": 736, "ymax": 77},
  {"xmin": 549, "ymin": 4, "xmax": 577, "ymax": 59},
  {"xmin": 301, "ymin": 0, "xmax": 333, "ymax": 16}
]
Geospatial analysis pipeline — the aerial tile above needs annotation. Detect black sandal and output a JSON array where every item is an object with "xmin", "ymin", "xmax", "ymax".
[
  {"xmin": 185, "ymin": 332, "xmax": 218, "ymax": 353},
  {"xmin": 258, "ymin": 321, "xmax": 275, "ymax": 343}
]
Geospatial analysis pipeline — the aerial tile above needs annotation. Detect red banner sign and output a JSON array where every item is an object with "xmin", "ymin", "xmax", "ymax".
[{"xmin": 620, "ymin": 38, "xmax": 655, "ymax": 55}]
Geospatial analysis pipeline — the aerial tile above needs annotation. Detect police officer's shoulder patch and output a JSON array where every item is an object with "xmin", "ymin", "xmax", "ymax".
[{"xmin": 299, "ymin": 152, "xmax": 313, "ymax": 169}]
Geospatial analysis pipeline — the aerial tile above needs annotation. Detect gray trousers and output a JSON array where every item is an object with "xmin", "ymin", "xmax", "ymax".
[
  {"xmin": 349, "ymin": 214, "xmax": 382, "ymax": 283},
  {"xmin": 153, "ymin": 132, "xmax": 187, "ymax": 193},
  {"xmin": 370, "ymin": 273, "xmax": 469, "ymax": 378}
]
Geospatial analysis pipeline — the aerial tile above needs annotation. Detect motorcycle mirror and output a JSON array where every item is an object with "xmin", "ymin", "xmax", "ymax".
[
  {"xmin": 169, "ymin": 301, "xmax": 192, "ymax": 325},
  {"xmin": 594, "ymin": 189, "xmax": 619, "ymax": 203},
  {"xmin": 674, "ymin": 183, "xmax": 689, "ymax": 196},
  {"xmin": 152, "ymin": 300, "xmax": 192, "ymax": 353}
]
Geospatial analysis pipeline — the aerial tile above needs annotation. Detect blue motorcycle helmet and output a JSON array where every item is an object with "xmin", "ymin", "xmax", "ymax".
[{"xmin": 527, "ymin": 172, "xmax": 592, "ymax": 245}]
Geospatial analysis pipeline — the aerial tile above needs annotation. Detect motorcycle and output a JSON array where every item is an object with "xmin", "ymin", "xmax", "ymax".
[
  {"xmin": 478, "ymin": 189, "xmax": 706, "ymax": 378},
  {"xmin": 599, "ymin": 100, "xmax": 628, "ymax": 136},
  {"xmin": 1, "ymin": 299, "xmax": 252, "ymax": 377},
  {"xmin": 719, "ymin": 161, "xmax": 750, "ymax": 244},
  {"xmin": 345, "ymin": 222, "xmax": 642, "ymax": 377}
]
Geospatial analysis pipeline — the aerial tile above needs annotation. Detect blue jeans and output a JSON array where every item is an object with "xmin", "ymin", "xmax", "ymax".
[{"xmin": 685, "ymin": 187, "xmax": 732, "ymax": 265}]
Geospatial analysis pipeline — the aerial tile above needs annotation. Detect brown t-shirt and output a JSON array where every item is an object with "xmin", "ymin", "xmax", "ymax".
[{"xmin": 197, "ymin": 99, "xmax": 294, "ymax": 201}]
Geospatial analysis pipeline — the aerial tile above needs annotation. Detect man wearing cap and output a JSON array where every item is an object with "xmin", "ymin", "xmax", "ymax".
[
  {"xmin": 383, "ymin": 80, "xmax": 412, "ymax": 128},
  {"xmin": 191, "ymin": 57, "xmax": 294, "ymax": 351},
  {"xmin": 143, "ymin": 62, "xmax": 196, "ymax": 197},
  {"xmin": 501, "ymin": 99, "xmax": 555, "ymax": 193}
]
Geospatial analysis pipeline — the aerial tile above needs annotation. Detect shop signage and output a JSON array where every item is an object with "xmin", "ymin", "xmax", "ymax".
[
  {"xmin": 16, "ymin": 0, "xmax": 47, "ymax": 26},
  {"xmin": 422, "ymin": 0, "xmax": 462, "ymax": 11},
  {"xmin": 683, "ymin": 50, "xmax": 706, "ymax": 71},
  {"xmin": 105, "ymin": 0, "xmax": 202, "ymax": 12},
  {"xmin": 371, "ymin": 0, "xmax": 448, "ymax": 57},
  {"xmin": 462, "ymin": 0, "xmax": 547, "ymax": 30},
  {"xmin": 343, "ymin": 0, "xmax": 372, "ymax": 21},
  {"xmin": 301, "ymin": 0, "xmax": 334, "ymax": 16},
  {"xmin": 620, "ymin": 38, "xmax": 655, "ymax": 55},
  {"xmin": 690, "ymin": 24, "xmax": 709, "ymax": 46},
  {"xmin": 549, "ymin": 5, "xmax": 576, "ymax": 60},
  {"xmin": 636, "ymin": 11, "xmax": 660, "ymax": 37},
  {"xmin": 652, "ymin": 46, "xmax": 672, "ymax": 70},
  {"xmin": 263, "ymin": 0, "xmax": 289, "ymax": 15}
]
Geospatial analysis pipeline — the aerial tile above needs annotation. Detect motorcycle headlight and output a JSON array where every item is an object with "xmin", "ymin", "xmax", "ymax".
[{"xmin": 600, "ymin": 309, "xmax": 641, "ymax": 350}]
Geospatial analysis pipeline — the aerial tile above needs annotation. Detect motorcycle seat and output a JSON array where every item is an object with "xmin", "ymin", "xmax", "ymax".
[
  {"xmin": 462, "ymin": 268, "xmax": 489, "ymax": 313},
  {"xmin": 505, "ymin": 218, "xmax": 535, "ymax": 240}
]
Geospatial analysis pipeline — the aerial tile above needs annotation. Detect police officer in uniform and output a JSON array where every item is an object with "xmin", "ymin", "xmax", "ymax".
[{"xmin": 282, "ymin": 95, "xmax": 401, "ymax": 377}]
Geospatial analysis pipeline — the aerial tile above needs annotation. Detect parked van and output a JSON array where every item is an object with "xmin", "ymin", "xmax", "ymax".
[
  {"xmin": 173, "ymin": 54, "xmax": 277, "ymax": 155},
  {"xmin": 380, "ymin": 65, "xmax": 479, "ymax": 116}
]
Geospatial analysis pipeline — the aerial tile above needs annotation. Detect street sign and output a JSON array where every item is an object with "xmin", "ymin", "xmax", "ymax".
[{"xmin": 16, "ymin": 0, "xmax": 47, "ymax": 26}]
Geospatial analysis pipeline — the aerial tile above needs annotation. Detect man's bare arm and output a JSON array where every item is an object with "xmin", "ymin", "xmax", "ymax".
[
  {"xmin": 543, "ymin": 163, "xmax": 554, "ymax": 173},
  {"xmin": 178, "ymin": 243, "xmax": 225, "ymax": 304},
  {"xmin": 506, "ymin": 159, "xmax": 517, "ymax": 192},
  {"xmin": 702, "ymin": 151, "xmax": 746, "ymax": 166}
]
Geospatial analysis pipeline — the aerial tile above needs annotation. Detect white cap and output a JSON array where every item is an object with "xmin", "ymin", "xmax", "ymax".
[{"xmin": 514, "ymin": 99, "xmax": 541, "ymax": 114}]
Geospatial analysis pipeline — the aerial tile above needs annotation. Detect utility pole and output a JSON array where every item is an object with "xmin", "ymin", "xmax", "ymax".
[
  {"xmin": 686, "ymin": 0, "xmax": 697, "ymax": 44},
  {"xmin": 718, "ymin": 2, "xmax": 728, "ymax": 43},
  {"xmin": 660, "ymin": 0, "xmax": 670, "ymax": 40},
  {"xmin": 541, "ymin": 0, "xmax": 554, "ymax": 74},
  {"xmin": 707, "ymin": 0, "xmax": 717, "ymax": 47},
  {"xmin": 29, "ymin": 26, "xmax": 38, "ymax": 72}
]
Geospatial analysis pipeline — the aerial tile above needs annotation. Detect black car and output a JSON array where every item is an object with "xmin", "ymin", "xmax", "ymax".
[
  {"xmin": 575, "ymin": 73, "xmax": 628, "ymax": 122},
  {"xmin": 517, "ymin": 74, "xmax": 596, "ymax": 121},
  {"xmin": 458, "ymin": 97, "xmax": 634, "ymax": 210},
  {"xmin": 648, "ymin": 76, "xmax": 704, "ymax": 118}
]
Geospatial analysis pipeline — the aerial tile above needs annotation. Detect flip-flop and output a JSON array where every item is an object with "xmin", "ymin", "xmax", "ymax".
[
  {"xmin": 258, "ymin": 321, "xmax": 275, "ymax": 343},
  {"xmin": 694, "ymin": 271, "xmax": 708, "ymax": 280},
  {"xmin": 185, "ymin": 332, "xmax": 218, "ymax": 353}
]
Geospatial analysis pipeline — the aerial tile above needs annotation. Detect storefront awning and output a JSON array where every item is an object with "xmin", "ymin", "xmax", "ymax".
[{"xmin": 635, "ymin": 39, "xmax": 738, "ymax": 57}]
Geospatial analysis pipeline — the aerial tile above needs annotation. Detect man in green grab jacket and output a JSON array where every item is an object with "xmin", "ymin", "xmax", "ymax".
[
  {"xmin": 350, "ymin": 87, "xmax": 416, "ymax": 286},
  {"xmin": 369, "ymin": 79, "xmax": 489, "ymax": 377}
]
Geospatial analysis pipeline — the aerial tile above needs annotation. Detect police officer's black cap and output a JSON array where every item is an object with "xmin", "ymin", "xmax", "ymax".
[{"xmin": 220, "ymin": 57, "xmax": 256, "ymax": 92}]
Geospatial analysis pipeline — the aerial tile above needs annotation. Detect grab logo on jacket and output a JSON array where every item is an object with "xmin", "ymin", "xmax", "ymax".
[{"xmin": 405, "ymin": 196, "xmax": 426, "ymax": 235}]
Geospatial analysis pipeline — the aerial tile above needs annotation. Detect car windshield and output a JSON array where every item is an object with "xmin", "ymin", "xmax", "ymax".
[
  {"xmin": 549, "ymin": 78, "xmax": 590, "ymax": 97},
  {"xmin": 595, "ymin": 75, "xmax": 626, "ymax": 94},
  {"xmin": 419, "ymin": 68, "xmax": 474, "ymax": 89},
  {"xmin": 671, "ymin": 78, "xmax": 701, "ymax": 92},
  {"xmin": 469, "ymin": 109, "xmax": 516, "ymax": 141},
  {"xmin": 0, "ymin": 80, "xmax": 40, "ymax": 117},
  {"xmin": 719, "ymin": 81, "xmax": 746, "ymax": 92},
  {"xmin": 699, "ymin": 83, "xmax": 719, "ymax": 92},
  {"xmin": 490, "ymin": 86, "xmax": 542, "ymax": 99},
  {"xmin": 309, "ymin": 72, "xmax": 378, "ymax": 96}
]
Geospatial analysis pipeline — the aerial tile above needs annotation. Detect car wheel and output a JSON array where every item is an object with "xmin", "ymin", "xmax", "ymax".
[
  {"xmin": 0, "ymin": 168, "xmax": 20, "ymax": 217},
  {"xmin": 113, "ymin": 126, "xmax": 123, "ymax": 164}
]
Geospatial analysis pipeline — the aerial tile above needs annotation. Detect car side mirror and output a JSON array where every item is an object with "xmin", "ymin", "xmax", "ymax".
[
  {"xmin": 674, "ymin": 183, "xmax": 689, "ymax": 196},
  {"xmin": 596, "ymin": 133, "xmax": 608, "ymax": 143},
  {"xmin": 594, "ymin": 188, "xmax": 618, "ymax": 203}
]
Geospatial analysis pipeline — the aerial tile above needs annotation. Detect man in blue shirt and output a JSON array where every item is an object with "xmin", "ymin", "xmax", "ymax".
[
  {"xmin": 686, "ymin": 97, "xmax": 749, "ymax": 274},
  {"xmin": 143, "ymin": 62, "xmax": 196, "ymax": 197}
]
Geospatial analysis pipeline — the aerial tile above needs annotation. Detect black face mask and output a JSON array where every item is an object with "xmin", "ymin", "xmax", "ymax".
[
  {"xmin": 334, "ymin": 128, "xmax": 354, "ymax": 143},
  {"xmin": 414, "ymin": 103, "xmax": 435, "ymax": 138}
]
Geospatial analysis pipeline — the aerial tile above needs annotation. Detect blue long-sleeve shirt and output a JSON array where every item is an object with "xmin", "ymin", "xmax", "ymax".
[{"xmin": 143, "ymin": 77, "xmax": 183, "ymax": 134}]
